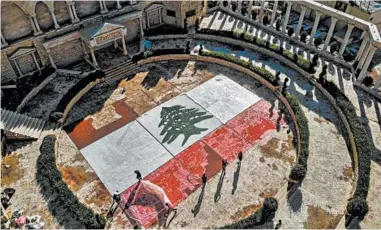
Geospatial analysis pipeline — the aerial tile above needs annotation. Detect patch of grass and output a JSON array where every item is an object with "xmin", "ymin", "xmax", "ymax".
[
  {"xmin": 303, "ymin": 205, "xmax": 343, "ymax": 229},
  {"xmin": 59, "ymin": 165, "xmax": 98, "ymax": 192},
  {"xmin": 259, "ymin": 137, "xmax": 295, "ymax": 164},
  {"xmin": 1, "ymin": 153, "xmax": 24, "ymax": 186}
]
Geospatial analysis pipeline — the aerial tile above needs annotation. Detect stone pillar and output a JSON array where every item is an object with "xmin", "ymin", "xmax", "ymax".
[
  {"xmin": 159, "ymin": 8, "xmax": 162, "ymax": 24},
  {"xmin": 99, "ymin": 0, "xmax": 108, "ymax": 14},
  {"xmin": 237, "ymin": 0, "xmax": 242, "ymax": 13},
  {"xmin": 67, "ymin": 2, "xmax": 79, "ymax": 23},
  {"xmin": 147, "ymin": 12, "xmax": 150, "ymax": 29},
  {"xmin": 121, "ymin": 35, "xmax": 128, "ymax": 56},
  {"xmin": 338, "ymin": 24, "xmax": 354, "ymax": 56},
  {"xmin": 227, "ymin": 0, "xmax": 231, "ymax": 8},
  {"xmin": 309, "ymin": 11, "xmax": 321, "ymax": 45},
  {"xmin": 355, "ymin": 32, "xmax": 369, "ymax": 62},
  {"xmin": 50, "ymin": 9, "xmax": 60, "ymax": 29},
  {"xmin": 258, "ymin": 1, "xmax": 265, "ymax": 21},
  {"xmin": 31, "ymin": 52, "xmax": 41, "ymax": 71},
  {"xmin": 13, "ymin": 60, "xmax": 23, "ymax": 77},
  {"xmin": 29, "ymin": 15, "xmax": 42, "ymax": 35},
  {"xmin": 90, "ymin": 47, "xmax": 98, "ymax": 68},
  {"xmin": 139, "ymin": 16, "xmax": 144, "ymax": 37},
  {"xmin": 46, "ymin": 49, "xmax": 57, "ymax": 69},
  {"xmin": 358, "ymin": 45, "xmax": 376, "ymax": 81},
  {"xmin": 358, "ymin": 42, "xmax": 370, "ymax": 69},
  {"xmin": 323, "ymin": 17, "xmax": 338, "ymax": 51},
  {"xmin": 1, "ymin": 30, "xmax": 8, "ymax": 47},
  {"xmin": 203, "ymin": 0, "xmax": 208, "ymax": 14},
  {"xmin": 116, "ymin": 0, "xmax": 122, "ymax": 9},
  {"xmin": 282, "ymin": 2, "xmax": 293, "ymax": 33},
  {"xmin": 295, "ymin": 6, "xmax": 306, "ymax": 38},
  {"xmin": 71, "ymin": 5, "xmax": 79, "ymax": 22},
  {"xmin": 248, "ymin": 0, "xmax": 253, "ymax": 19},
  {"xmin": 270, "ymin": 0, "xmax": 278, "ymax": 25}
]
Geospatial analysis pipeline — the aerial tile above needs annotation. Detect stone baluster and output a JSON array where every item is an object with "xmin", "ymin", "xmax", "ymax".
[
  {"xmin": 139, "ymin": 16, "xmax": 144, "ymax": 37},
  {"xmin": 358, "ymin": 42, "xmax": 371, "ymax": 70},
  {"xmin": 355, "ymin": 32, "xmax": 369, "ymax": 62},
  {"xmin": 116, "ymin": 0, "xmax": 122, "ymax": 9},
  {"xmin": 67, "ymin": 2, "xmax": 79, "ymax": 23},
  {"xmin": 49, "ymin": 8, "xmax": 60, "ymax": 29},
  {"xmin": 46, "ymin": 49, "xmax": 57, "ymax": 69},
  {"xmin": 13, "ymin": 60, "xmax": 23, "ymax": 77},
  {"xmin": 295, "ymin": 6, "xmax": 306, "ymax": 38},
  {"xmin": 31, "ymin": 52, "xmax": 41, "ymax": 71},
  {"xmin": 237, "ymin": 0, "xmax": 242, "ymax": 13},
  {"xmin": 309, "ymin": 11, "xmax": 321, "ymax": 45},
  {"xmin": 99, "ymin": 0, "xmax": 108, "ymax": 14},
  {"xmin": 358, "ymin": 45, "xmax": 376, "ymax": 81},
  {"xmin": 323, "ymin": 17, "xmax": 338, "ymax": 51},
  {"xmin": 270, "ymin": 0, "xmax": 278, "ymax": 25},
  {"xmin": 282, "ymin": 2, "xmax": 293, "ymax": 32},
  {"xmin": 338, "ymin": 24, "xmax": 354, "ymax": 56}
]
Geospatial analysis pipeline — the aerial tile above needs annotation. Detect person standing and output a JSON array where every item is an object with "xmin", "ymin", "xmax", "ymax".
[{"xmin": 134, "ymin": 170, "xmax": 142, "ymax": 181}]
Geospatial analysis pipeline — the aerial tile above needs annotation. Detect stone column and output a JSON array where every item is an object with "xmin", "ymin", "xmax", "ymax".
[
  {"xmin": 159, "ymin": 8, "xmax": 162, "ymax": 24},
  {"xmin": 227, "ymin": 0, "xmax": 231, "ymax": 9},
  {"xmin": 358, "ymin": 42, "xmax": 370, "ymax": 69},
  {"xmin": 31, "ymin": 52, "xmax": 41, "ymax": 71},
  {"xmin": 99, "ymin": 0, "xmax": 108, "ymax": 14},
  {"xmin": 282, "ymin": 2, "xmax": 293, "ymax": 33},
  {"xmin": 248, "ymin": 0, "xmax": 253, "ymax": 19},
  {"xmin": 121, "ymin": 34, "xmax": 128, "ymax": 56},
  {"xmin": 338, "ymin": 24, "xmax": 354, "ymax": 56},
  {"xmin": 29, "ymin": 15, "xmax": 42, "ymax": 35},
  {"xmin": 90, "ymin": 47, "xmax": 98, "ymax": 68},
  {"xmin": 49, "ymin": 9, "xmax": 60, "ymax": 29},
  {"xmin": 46, "ymin": 49, "xmax": 57, "ymax": 69},
  {"xmin": 295, "ymin": 6, "xmax": 306, "ymax": 38},
  {"xmin": 358, "ymin": 45, "xmax": 376, "ymax": 81},
  {"xmin": 71, "ymin": 5, "xmax": 79, "ymax": 22},
  {"xmin": 237, "ymin": 0, "xmax": 242, "ymax": 13},
  {"xmin": 258, "ymin": 1, "xmax": 265, "ymax": 21},
  {"xmin": 139, "ymin": 16, "xmax": 144, "ymax": 37},
  {"xmin": 116, "ymin": 0, "xmax": 122, "ymax": 9},
  {"xmin": 1, "ymin": 30, "xmax": 8, "ymax": 47},
  {"xmin": 323, "ymin": 17, "xmax": 338, "ymax": 51},
  {"xmin": 270, "ymin": 0, "xmax": 278, "ymax": 25},
  {"xmin": 309, "ymin": 11, "xmax": 321, "ymax": 45},
  {"xmin": 355, "ymin": 32, "xmax": 369, "ymax": 62},
  {"xmin": 147, "ymin": 12, "xmax": 150, "ymax": 29},
  {"xmin": 203, "ymin": 0, "xmax": 208, "ymax": 14},
  {"xmin": 67, "ymin": 2, "xmax": 79, "ymax": 23},
  {"xmin": 13, "ymin": 60, "xmax": 23, "ymax": 77}
]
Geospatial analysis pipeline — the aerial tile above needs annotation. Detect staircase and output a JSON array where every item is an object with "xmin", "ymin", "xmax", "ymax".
[
  {"xmin": 104, "ymin": 59, "xmax": 139, "ymax": 83},
  {"xmin": 1, "ymin": 109, "xmax": 46, "ymax": 139}
]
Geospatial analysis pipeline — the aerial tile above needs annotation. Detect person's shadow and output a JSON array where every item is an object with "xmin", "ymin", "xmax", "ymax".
[
  {"xmin": 214, "ymin": 170, "xmax": 226, "ymax": 202},
  {"xmin": 232, "ymin": 162, "xmax": 241, "ymax": 195},
  {"xmin": 193, "ymin": 184, "xmax": 206, "ymax": 217}
]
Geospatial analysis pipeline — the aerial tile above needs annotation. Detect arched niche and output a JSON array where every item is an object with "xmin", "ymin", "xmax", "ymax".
[
  {"xmin": 35, "ymin": 1, "xmax": 54, "ymax": 32},
  {"xmin": 105, "ymin": 1, "xmax": 117, "ymax": 10},
  {"xmin": 75, "ymin": 1, "xmax": 101, "ymax": 19},
  {"xmin": 1, "ymin": 3, "xmax": 33, "ymax": 41},
  {"xmin": 54, "ymin": 1, "xmax": 70, "ymax": 25}
]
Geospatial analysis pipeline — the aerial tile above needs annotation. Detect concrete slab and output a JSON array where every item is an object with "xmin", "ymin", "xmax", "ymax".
[
  {"xmin": 80, "ymin": 120, "xmax": 172, "ymax": 193},
  {"xmin": 186, "ymin": 74, "xmax": 261, "ymax": 123},
  {"xmin": 137, "ymin": 94, "xmax": 222, "ymax": 156}
]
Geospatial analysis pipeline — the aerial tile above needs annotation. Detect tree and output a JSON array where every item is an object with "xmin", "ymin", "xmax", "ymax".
[
  {"xmin": 287, "ymin": 27, "xmax": 294, "ymax": 37},
  {"xmin": 261, "ymin": 197, "xmax": 278, "ymax": 222},
  {"xmin": 314, "ymin": 37, "xmax": 323, "ymax": 47},
  {"xmin": 347, "ymin": 198, "xmax": 369, "ymax": 219},
  {"xmin": 289, "ymin": 164, "xmax": 306, "ymax": 181}
]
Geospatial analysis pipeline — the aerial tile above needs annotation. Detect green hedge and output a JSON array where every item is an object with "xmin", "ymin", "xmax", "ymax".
[
  {"xmin": 37, "ymin": 135, "xmax": 106, "ymax": 228},
  {"xmin": 199, "ymin": 49, "xmax": 276, "ymax": 83},
  {"xmin": 199, "ymin": 28, "xmax": 313, "ymax": 73},
  {"xmin": 284, "ymin": 93, "xmax": 310, "ymax": 180},
  {"xmin": 322, "ymin": 81, "xmax": 371, "ymax": 218}
]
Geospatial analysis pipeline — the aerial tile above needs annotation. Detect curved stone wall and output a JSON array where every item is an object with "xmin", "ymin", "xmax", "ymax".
[{"xmin": 1, "ymin": 3, "xmax": 33, "ymax": 41}]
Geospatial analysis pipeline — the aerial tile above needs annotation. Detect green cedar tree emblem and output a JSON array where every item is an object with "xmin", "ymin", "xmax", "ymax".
[{"xmin": 159, "ymin": 105, "xmax": 213, "ymax": 146}]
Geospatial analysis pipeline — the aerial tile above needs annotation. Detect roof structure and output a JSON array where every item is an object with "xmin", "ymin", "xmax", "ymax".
[{"xmin": 79, "ymin": 22, "xmax": 125, "ymax": 41}]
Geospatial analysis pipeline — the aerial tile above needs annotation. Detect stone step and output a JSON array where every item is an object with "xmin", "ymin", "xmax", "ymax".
[
  {"xmin": 105, "ymin": 61, "xmax": 136, "ymax": 75},
  {"xmin": 105, "ymin": 60, "xmax": 133, "ymax": 73},
  {"xmin": 106, "ymin": 64, "xmax": 139, "ymax": 79},
  {"xmin": 106, "ymin": 66, "xmax": 140, "ymax": 83}
]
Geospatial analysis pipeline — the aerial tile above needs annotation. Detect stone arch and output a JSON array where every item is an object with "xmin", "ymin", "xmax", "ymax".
[
  {"xmin": 54, "ymin": 1, "xmax": 70, "ymax": 25},
  {"xmin": 75, "ymin": 1, "xmax": 101, "ymax": 19},
  {"xmin": 35, "ymin": 1, "xmax": 54, "ymax": 32},
  {"xmin": 1, "ymin": 3, "xmax": 33, "ymax": 41}
]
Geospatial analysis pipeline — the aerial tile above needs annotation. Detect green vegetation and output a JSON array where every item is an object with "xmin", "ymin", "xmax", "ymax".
[
  {"xmin": 322, "ymin": 81, "xmax": 371, "ymax": 219},
  {"xmin": 284, "ymin": 93, "xmax": 310, "ymax": 180},
  {"xmin": 37, "ymin": 135, "xmax": 106, "ymax": 228}
]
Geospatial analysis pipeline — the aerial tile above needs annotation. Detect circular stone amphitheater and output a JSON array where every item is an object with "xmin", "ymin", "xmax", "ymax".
[{"xmin": 1, "ymin": 1, "xmax": 381, "ymax": 229}]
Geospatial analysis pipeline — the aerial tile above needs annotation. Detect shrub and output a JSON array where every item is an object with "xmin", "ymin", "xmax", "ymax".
[
  {"xmin": 314, "ymin": 37, "xmax": 323, "ymax": 47},
  {"xmin": 347, "ymin": 197, "xmax": 369, "ymax": 219},
  {"xmin": 284, "ymin": 93, "xmax": 310, "ymax": 171},
  {"xmin": 300, "ymin": 31, "xmax": 307, "ymax": 43},
  {"xmin": 289, "ymin": 164, "xmax": 307, "ymax": 181},
  {"xmin": 143, "ymin": 50, "xmax": 154, "ymax": 58},
  {"xmin": 288, "ymin": 27, "xmax": 294, "ymax": 37},
  {"xmin": 322, "ymin": 81, "xmax": 372, "ymax": 214},
  {"xmin": 362, "ymin": 76, "xmax": 374, "ymax": 87},
  {"xmin": 37, "ymin": 135, "xmax": 106, "ymax": 228},
  {"xmin": 312, "ymin": 55, "xmax": 319, "ymax": 67}
]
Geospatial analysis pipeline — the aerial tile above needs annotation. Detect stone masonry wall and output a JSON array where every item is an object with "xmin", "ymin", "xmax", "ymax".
[
  {"xmin": 148, "ymin": 9, "xmax": 161, "ymax": 27},
  {"xmin": 75, "ymin": 1, "xmax": 100, "ymax": 19},
  {"xmin": 35, "ymin": 2, "xmax": 54, "ymax": 32},
  {"xmin": 16, "ymin": 54, "xmax": 37, "ymax": 75},
  {"xmin": 123, "ymin": 18, "xmax": 140, "ymax": 42},
  {"xmin": 1, "ymin": 3, "xmax": 33, "ymax": 41},
  {"xmin": 1, "ymin": 52, "xmax": 17, "ymax": 84},
  {"xmin": 49, "ymin": 39, "xmax": 84, "ymax": 67},
  {"xmin": 54, "ymin": 1, "xmax": 71, "ymax": 24}
]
